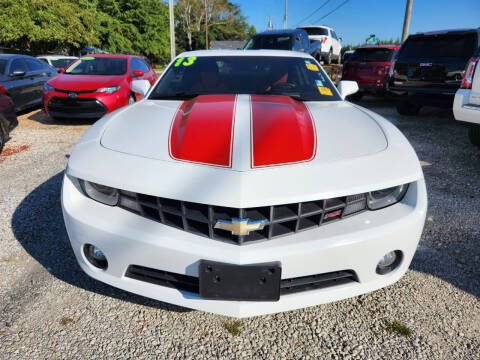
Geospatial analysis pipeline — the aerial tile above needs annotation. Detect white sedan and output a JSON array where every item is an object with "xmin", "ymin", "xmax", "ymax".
[{"xmin": 62, "ymin": 50, "xmax": 427, "ymax": 318}]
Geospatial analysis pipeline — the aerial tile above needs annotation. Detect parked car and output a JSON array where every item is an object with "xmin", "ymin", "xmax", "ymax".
[
  {"xmin": 0, "ymin": 86, "xmax": 18, "ymax": 153},
  {"xmin": 342, "ymin": 45, "xmax": 400, "ymax": 100},
  {"xmin": 297, "ymin": 25, "xmax": 342, "ymax": 64},
  {"xmin": 244, "ymin": 29, "xmax": 321, "ymax": 58},
  {"xmin": 0, "ymin": 54, "xmax": 56, "ymax": 112},
  {"xmin": 342, "ymin": 50, "xmax": 354, "ymax": 64},
  {"xmin": 42, "ymin": 54, "xmax": 157, "ymax": 120},
  {"xmin": 388, "ymin": 28, "xmax": 480, "ymax": 115},
  {"xmin": 37, "ymin": 55, "xmax": 78, "ymax": 70},
  {"xmin": 453, "ymin": 57, "xmax": 480, "ymax": 147},
  {"xmin": 62, "ymin": 50, "xmax": 426, "ymax": 318}
]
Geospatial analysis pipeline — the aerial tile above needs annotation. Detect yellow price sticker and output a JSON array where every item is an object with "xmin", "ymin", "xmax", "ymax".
[
  {"xmin": 306, "ymin": 63, "xmax": 319, "ymax": 71},
  {"xmin": 318, "ymin": 86, "xmax": 333, "ymax": 96}
]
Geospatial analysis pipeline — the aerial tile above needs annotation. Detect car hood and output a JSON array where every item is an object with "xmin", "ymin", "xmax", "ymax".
[
  {"xmin": 48, "ymin": 74, "xmax": 125, "ymax": 92},
  {"xmin": 68, "ymin": 94, "xmax": 422, "ymax": 207},
  {"xmin": 100, "ymin": 95, "xmax": 387, "ymax": 171}
]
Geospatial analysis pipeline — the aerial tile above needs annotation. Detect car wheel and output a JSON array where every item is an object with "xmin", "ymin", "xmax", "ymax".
[
  {"xmin": 396, "ymin": 100, "xmax": 421, "ymax": 115},
  {"xmin": 0, "ymin": 126, "xmax": 5, "ymax": 154},
  {"xmin": 326, "ymin": 49, "xmax": 332, "ymax": 65},
  {"xmin": 347, "ymin": 92, "xmax": 363, "ymax": 101},
  {"xmin": 469, "ymin": 125, "xmax": 480, "ymax": 148},
  {"xmin": 128, "ymin": 94, "xmax": 136, "ymax": 105}
]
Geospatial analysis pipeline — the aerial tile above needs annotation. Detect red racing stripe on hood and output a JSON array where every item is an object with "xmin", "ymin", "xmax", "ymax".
[
  {"xmin": 169, "ymin": 94, "xmax": 236, "ymax": 167},
  {"xmin": 250, "ymin": 95, "xmax": 316, "ymax": 168}
]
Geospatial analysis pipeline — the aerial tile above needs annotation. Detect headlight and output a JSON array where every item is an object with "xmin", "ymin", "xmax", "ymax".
[
  {"xmin": 367, "ymin": 184, "xmax": 409, "ymax": 210},
  {"xmin": 43, "ymin": 82, "xmax": 55, "ymax": 92},
  {"xmin": 95, "ymin": 85, "xmax": 120, "ymax": 94},
  {"xmin": 80, "ymin": 180, "xmax": 119, "ymax": 206}
]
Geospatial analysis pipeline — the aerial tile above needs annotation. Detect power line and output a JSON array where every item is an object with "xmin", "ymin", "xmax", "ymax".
[
  {"xmin": 312, "ymin": 0, "xmax": 351, "ymax": 24},
  {"xmin": 293, "ymin": 0, "xmax": 332, "ymax": 27}
]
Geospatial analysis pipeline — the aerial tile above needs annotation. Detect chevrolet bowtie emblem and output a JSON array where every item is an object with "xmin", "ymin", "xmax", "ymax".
[{"xmin": 214, "ymin": 218, "xmax": 267, "ymax": 236}]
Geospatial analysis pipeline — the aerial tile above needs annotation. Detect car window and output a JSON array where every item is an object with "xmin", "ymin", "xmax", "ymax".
[
  {"xmin": 150, "ymin": 55, "xmax": 341, "ymax": 102},
  {"xmin": 299, "ymin": 27, "xmax": 329, "ymax": 36},
  {"xmin": 25, "ymin": 58, "xmax": 49, "ymax": 71},
  {"xmin": 244, "ymin": 35, "xmax": 293, "ymax": 50},
  {"xmin": 65, "ymin": 57, "xmax": 127, "ymax": 75},
  {"xmin": 10, "ymin": 59, "xmax": 28, "ymax": 74},
  {"xmin": 399, "ymin": 34, "xmax": 476, "ymax": 60},
  {"xmin": 131, "ymin": 58, "xmax": 150, "ymax": 74},
  {"xmin": 38, "ymin": 58, "xmax": 49, "ymax": 64},
  {"xmin": 50, "ymin": 58, "xmax": 77, "ymax": 69},
  {"xmin": 331, "ymin": 31, "xmax": 338, "ymax": 40},
  {"xmin": 0, "ymin": 59, "xmax": 7, "ymax": 74},
  {"xmin": 348, "ymin": 48, "xmax": 396, "ymax": 62}
]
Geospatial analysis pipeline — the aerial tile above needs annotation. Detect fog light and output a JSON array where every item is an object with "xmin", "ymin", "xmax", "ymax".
[
  {"xmin": 376, "ymin": 250, "xmax": 402, "ymax": 275},
  {"xmin": 84, "ymin": 244, "xmax": 108, "ymax": 270}
]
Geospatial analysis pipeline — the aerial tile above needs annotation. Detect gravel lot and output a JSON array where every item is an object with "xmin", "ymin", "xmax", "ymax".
[{"xmin": 1, "ymin": 99, "xmax": 479, "ymax": 359}]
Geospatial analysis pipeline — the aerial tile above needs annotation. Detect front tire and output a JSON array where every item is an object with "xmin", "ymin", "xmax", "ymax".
[
  {"xmin": 128, "ymin": 94, "xmax": 135, "ymax": 105},
  {"xmin": 326, "ymin": 49, "xmax": 332, "ymax": 65},
  {"xmin": 396, "ymin": 100, "xmax": 421, "ymax": 115},
  {"xmin": 469, "ymin": 125, "xmax": 480, "ymax": 148}
]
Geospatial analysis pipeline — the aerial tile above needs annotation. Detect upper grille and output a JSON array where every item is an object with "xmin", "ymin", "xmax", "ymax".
[{"xmin": 118, "ymin": 190, "xmax": 368, "ymax": 245}]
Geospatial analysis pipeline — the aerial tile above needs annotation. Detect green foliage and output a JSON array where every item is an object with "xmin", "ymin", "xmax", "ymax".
[
  {"xmin": 0, "ymin": 0, "xmax": 252, "ymax": 64},
  {"xmin": 222, "ymin": 320, "xmax": 243, "ymax": 335},
  {"xmin": 385, "ymin": 320, "xmax": 412, "ymax": 337}
]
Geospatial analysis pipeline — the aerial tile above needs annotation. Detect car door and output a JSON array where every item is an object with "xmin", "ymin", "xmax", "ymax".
[
  {"xmin": 331, "ymin": 31, "xmax": 342, "ymax": 57},
  {"xmin": 5, "ymin": 58, "xmax": 31, "ymax": 111},
  {"xmin": 24, "ymin": 57, "xmax": 56, "ymax": 107}
]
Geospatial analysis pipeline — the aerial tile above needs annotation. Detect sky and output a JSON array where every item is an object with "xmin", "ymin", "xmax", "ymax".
[{"xmin": 234, "ymin": 0, "xmax": 480, "ymax": 45}]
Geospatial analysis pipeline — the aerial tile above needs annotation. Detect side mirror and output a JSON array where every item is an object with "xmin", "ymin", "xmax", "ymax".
[
  {"xmin": 132, "ymin": 70, "xmax": 144, "ymax": 77},
  {"xmin": 57, "ymin": 68, "xmax": 65, "ymax": 73},
  {"xmin": 131, "ymin": 79, "xmax": 151, "ymax": 97},
  {"xmin": 298, "ymin": 48, "xmax": 305, "ymax": 52},
  {"xmin": 337, "ymin": 80, "xmax": 359, "ymax": 99},
  {"xmin": 10, "ymin": 70, "xmax": 25, "ymax": 77}
]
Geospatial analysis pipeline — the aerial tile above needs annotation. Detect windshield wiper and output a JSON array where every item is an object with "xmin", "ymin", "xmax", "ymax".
[{"xmin": 149, "ymin": 92, "xmax": 199, "ymax": 100}]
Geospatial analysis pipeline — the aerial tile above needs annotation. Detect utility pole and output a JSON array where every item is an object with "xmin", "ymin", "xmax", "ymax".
[
  {"xmin": 401, "ymin": 0, "xmax": 413, "ymax": 42},
  {"xmin": 267, "ymin": 16, "xmax": 274, "ymax": 30},
  {"xmin": 169, "ymin": 0, "xmax": 175, "ymax": 60},
  {"xmin": 204, "ymin": 0, "xmax": 209, "ymax": 49},
  {"xmin": 284, "ymin": 0, "xmax": 287, "ymax": 29}
]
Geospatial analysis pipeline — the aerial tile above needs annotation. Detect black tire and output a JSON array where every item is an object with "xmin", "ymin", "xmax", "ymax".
[
  {"xmin": 326, "ymin": 49, "xmax": 332, "ymax": 65},
  {"xmin": 469, "ymin": 125, "xmax": 480, "ymax": 148},
  {"xmin": 0, "ymin": 126, "xmax": 5, "ymax": 154},
  {"xmin": 347, "ymin": 92, "xmax": 363, "ymax": 101},
  {"xmin": 128, "ymin": 94, "xmax": 135, "ymax": 105},
  {"xmin": 396, "ymin": 100, "xmax": 421, "ymax": 115}
]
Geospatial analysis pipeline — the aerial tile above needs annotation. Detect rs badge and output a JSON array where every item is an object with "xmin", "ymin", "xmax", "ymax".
[{"xmin": 214, "ymin": 218, "xmax": 267, "ymax": 236}]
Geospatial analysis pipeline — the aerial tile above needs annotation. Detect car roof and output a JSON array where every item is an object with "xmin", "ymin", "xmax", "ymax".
[
  {"xmin": 81, "ymin": 54, "xmax": 136, "ymax": 59},
  {"xmin": 37, "ymin": 55, "xmax": 78, "ymax": 59},
  {"xmin": 297, "ymin": 25, "xmax": 332, "ymax": 30},
  {"xmin": 412, "ymin": 28, "xmax": 480, "ymax": 37},
  {"xmin": 177, "ymin": 49, "xmax": 312, "ymax": 59},
  {"xmin": 0, "ymin": 54, "xmax": 27, "ymax": 59},
  {"xmin": 357, "ymin": 45, "xmax": 401, "ymax": 50},
  {"xmin": 255, "ymin": 29, "xmax": 304, "ymax": 36}
]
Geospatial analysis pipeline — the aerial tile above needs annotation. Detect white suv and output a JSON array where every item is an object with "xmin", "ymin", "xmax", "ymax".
[
  {"xmin": 453, "ymin": 57, "xmax": 480, "ymax": 148},
  {"xmin": 297, "ymin": 26, "xmax": 342, "ymax": 64}
]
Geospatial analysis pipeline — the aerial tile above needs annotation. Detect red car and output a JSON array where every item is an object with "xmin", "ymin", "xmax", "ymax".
[
  {"xmin": 42, "ymin": 54, "xmax": 157, "ymax": 120},
  {"xmin": 341, "ymin": 45, "xmax": 400, "ymax": 100}
]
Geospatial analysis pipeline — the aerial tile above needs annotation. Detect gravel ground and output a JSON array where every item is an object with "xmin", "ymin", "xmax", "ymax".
[{"xmin": 0, "ymin": 100, "xmax": 479, "ymax": 359}]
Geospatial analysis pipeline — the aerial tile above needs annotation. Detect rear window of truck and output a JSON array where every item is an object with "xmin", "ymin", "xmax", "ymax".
[
  {"xmin": 399, "ymin": 33, "xmax": 477, "ymax": 60},
  {"xmin": 348, "ymin": 48, "xmax": 396, "ymax": 62}
]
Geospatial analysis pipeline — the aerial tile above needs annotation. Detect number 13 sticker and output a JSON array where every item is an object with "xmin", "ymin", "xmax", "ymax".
[{"xmin": 174, "ymin": 56, "xmax": 197, "ymax": 67}]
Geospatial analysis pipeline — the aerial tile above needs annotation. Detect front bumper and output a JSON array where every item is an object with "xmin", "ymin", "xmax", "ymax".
[{"xmin": 62, "ymin": 175, "xmax": 427, "ymax": 318}]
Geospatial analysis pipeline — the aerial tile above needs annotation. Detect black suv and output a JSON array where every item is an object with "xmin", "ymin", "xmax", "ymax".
[{"xmin": 388, "ymin": 28, "xmax": 480, "ymax": 115}]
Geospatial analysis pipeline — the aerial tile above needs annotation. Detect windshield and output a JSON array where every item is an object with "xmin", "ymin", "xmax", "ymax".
[
  {"xmin": 298, "ymin": 27, "xmax": 328, "ymax": 36},
  {"xmin": 51, "ymin": 58, "xmax": 77, "ymax": 69},
  {"xmin": 348, "ymin": 48, "xmax": 396, "ymax": 62},
  {"xmin": 244, "ymin": 35, "xmax": 293, "ymax": 50},
  {"xmin": 65, "ymin": 57, "xmax": 127, "ymax": 75},
  {"xmin": 149, "ymin": 56, "xmax": 340, "ymax": 102},
  {"xmin": 399, "ymin": 34, "xmax": 476, "ymax": 60},
  {"xmin": 0, "ymin": 59, "xmax": 6, "ymax": 75}
]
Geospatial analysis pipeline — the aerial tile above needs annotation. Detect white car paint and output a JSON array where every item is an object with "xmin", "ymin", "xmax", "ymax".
[
  {"xmin": 62, "ymin": 50, "xmax": 427, "ymax": 317},
  {"xmin": 453, "ymin": 59, "xmax": 480, "ymax": 125},
  {"xmin": 37, "ymin": 55, "xmax": 78, "ymax": 68}
]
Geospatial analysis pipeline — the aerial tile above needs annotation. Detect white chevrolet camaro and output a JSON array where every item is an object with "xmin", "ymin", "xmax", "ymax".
[{"xmin": 62, "ymin": 50, "xmax": 427, "ymax": 318}]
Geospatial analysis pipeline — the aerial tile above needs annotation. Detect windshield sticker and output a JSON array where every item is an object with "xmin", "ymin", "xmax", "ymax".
[
  {"xmin": 81, "ymin": 57, "xmax": 94, "ymax": 60},
  {"xmin": 182, "ymin": 56, "xmax": 197, "ymax": 66},
  {"xmin": 318, "ymin": 86, "xmax": 333, "ymax": 96},
  {"xmin": 315, "ymin": 79, "xmax": 324, "ymax": 87},
  {"xmin": 174, "ymin": 57, "xmax": 184, "ymax": 67},
  {"xmin": 306, "ymin": 63, "xmax": 319, "ymax": 71}
]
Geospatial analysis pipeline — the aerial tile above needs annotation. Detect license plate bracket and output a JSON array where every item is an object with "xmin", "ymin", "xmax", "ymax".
[{"xmin": 199, "ymin": 260, "xmax": 282, "ymax": 301}]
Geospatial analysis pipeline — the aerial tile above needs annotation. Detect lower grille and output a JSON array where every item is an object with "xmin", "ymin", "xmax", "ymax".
[
  {"xmin": 47, "ymin": 97, "xmax": 108, "ymax": 117},
  {"xmin": 125, "ymin": 265, "xmax": 358, "ymax": 296},
  {"xmin": 118, "ymin": 191, "xmax": 368, "ymax": 245}
]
